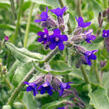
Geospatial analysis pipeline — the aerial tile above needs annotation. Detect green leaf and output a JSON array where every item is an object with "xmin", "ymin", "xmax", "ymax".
[
  {"xmin": 12, "ymin": 62, "xmax": 33, "ymax": 86},
  {"xmin": 23, "ymin": 93, "xmax": 38, "ymax": 109},
  {"xmin": 42, "ymin": 99, "xmax": 68, "ymax": 109},
  {"xmin": 88, "ymin": 85, "xmax": 109, "ymax": 109},
  {"xmin": 5, "ymin": 42, "xmax": 44, "ymax": 63}
]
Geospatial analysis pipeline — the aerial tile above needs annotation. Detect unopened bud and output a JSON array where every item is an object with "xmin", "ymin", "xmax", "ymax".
[
  {"xmin": 103, "ymin": 10, "xmax": 107, "ymax": 17},
  {"xmin": 100, "ymin": 60, "xmax": 106, "ymax": 67}
]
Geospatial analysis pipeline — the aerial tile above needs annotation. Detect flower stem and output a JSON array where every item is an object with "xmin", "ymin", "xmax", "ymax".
[
  {"xmin": 10, "ymin": 0, "xmax": 17, "ymax": 20},
  {"xmin": 76, "ymin": 0, "xmax": 82, "ymax": 17},
  {"xmin": 24, "ymin": 3, "xmax": 35, "ymax": 48},
  {"xmin": 94, "ymin": 60, "xmax": 101, "ymax": 84},
  {"xmin": 80, "ymin": 65, "xmax": 90, "ymax": 84},
  {"xmin": 43, "ymin": 47, "xmax": 59, "ymax": 63},
  {"xmin": 11, "ymin": 0, "xmax": 24, "ymax": 44},
  {"xmin": 58, "ymin": 0, "xmax": 72, "ymax": 34},
  {"xmin": 7, "ymin": 69, "xmax": 35, "ymax": 105}
]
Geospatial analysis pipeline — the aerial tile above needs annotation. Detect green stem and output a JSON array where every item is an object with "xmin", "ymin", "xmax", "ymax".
[
  {"xmin": 11, "ymin": 0, "xmax": 24, "ymax": 44},
  {"xmin": 32, "ymin": 61, "xmax": 48, "ymax": 74},
  {"xmin": 104, "ymin": 0, "xmax": 108, "ymax": 9},
  {"xmin": 58, "ymin": 0, "xmax": 72, "ymax": 34},
  {"xmin": 24, "ymin": 3, "xmax": 34, "ymax": 48},
  {"xmin": 94, "ymin": 60, "xmax": 101, "ymax": 84},
  {"xmin": 43, "ymin": 47, "xmax": 59, "ymax": 63},
  {"xmin": 77, "ymin": 0, "xmax": 82, "ymax": 17},
  {"xmin": 7, "ymin": 69, "xmax": 35, "ymax": 105},
  {"xmin": 10, "ymin": 0, "xmax": 17, "ymax": 20},
  {"xmin": 80, "ymin": 65, "xmax": 90, "ymax": 84}
]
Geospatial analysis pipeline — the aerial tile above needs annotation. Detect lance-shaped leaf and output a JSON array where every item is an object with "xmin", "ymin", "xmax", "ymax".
[{"xmin": 5, "ymin": 42, "xmax": 44, "ymax": 63}]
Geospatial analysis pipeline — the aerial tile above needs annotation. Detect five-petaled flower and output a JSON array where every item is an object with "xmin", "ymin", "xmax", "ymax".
[
  {"xmin": 59, "ymin": 82, "xmax": 71, "ymax": 96},
  {"xmin": 50, "ymin": 7, "xmax": 67, "ymax": 18},
  {"xmin": 37, "ymin": 28, "xmax": 49, "ymax": 44},
  {"xmin": 34, "ymin": 7, "xmax": 48, "ymax": 23},
  {"xmin": 48, "ymin": 28, "xmax": 68, "ymax": 50},
  {"xmin": 102, "ymin": 29, "xmax": 109, "ymax": 37},
  {"xmin": 75, "ymin": 17, "xmax": 91, "ymax": 28},
  {"xmin": 38, "ymin": 82, "xmax": 54, "ymax": 95},
  {"xmin": 24, "ymin": 81, "xmax": 38, "ymax": 96},
  {"xmin": 84, "ymin": 50, "xmax": 98, "ymax": 66},
  {"xmin": 84, "ymin": 29, "xmax": 96, "ymax": 43}
]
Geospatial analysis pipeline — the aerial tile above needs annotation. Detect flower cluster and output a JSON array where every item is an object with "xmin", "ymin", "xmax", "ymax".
[
  {"xmin": 71, "ymin": 17, "xmax": 98, "ymax": 66},
  {"xmin": 35, "ymin": 7, "xmax": 69, "ymax": 51},
  {"xmin": 24, "ymin": 74, "xmax": 72, "ymax": 96},
  {"xmin": 35, "ymin": 7, "xmax": 98, "ymax": 65}
]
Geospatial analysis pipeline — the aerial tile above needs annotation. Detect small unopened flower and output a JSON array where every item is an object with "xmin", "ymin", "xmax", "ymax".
[
  {"xmin": 38, "ymin": 81, "xmax": 54, "ymax": 95},
  {"xmin": 35, "ymin": 7, "xmax": 48, "ymax": 23},
  {"xmin": 4, "ymin": 36, "xmax": 9, "ymax": 41},
  {"xmin": 49, "ymin": 28, "xmax": 68, "ymax": 50},
  {"xmin": 24, "ymin": 81, "xmax": 38, "ymax": 96},
  {"xmin": 84, "ymin": 29, "xmax": 96, "ymax": 43},
  {"xmin": 37, "ymin": 28, "xmax": 49, "ymax": 44},
  {"xmin": 102, "ymin": 29, "xmax": 109, "ymax": 37},
  {"xmin": 75, "ymin": 17, "xmax": 91, "ymax": 28},
  {"xmin": 84, "ymin": 50, "xmax": 98, "ymax": 65},
  {"xmin": 50, "ymin": 7, "xmax": 67, "ymax": 18}
]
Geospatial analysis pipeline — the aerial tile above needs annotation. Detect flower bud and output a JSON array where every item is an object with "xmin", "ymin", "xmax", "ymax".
[
  {"xmin": 100, "ymin": 60, "xmax": 106, "ymax": 68},
  {"xmin": 104, "ymin": 37, "xmax": 109, "ymax": 52}
]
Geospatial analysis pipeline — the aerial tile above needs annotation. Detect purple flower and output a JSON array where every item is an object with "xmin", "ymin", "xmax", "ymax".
[
  {"xmin": 102, "ymin": 29, "xmax": 109, "ymax": 37},
  {"xmin": 84, "ymin": 50, "xmax": 98, "ymax": 66},
  {"xmin": 49, "ymin": 28, "xmax": 68, "ymax": 50},
  {"xmin": 35, "ymin": 7, "xmax": 48, "ymax": 23},
  {"xmin": 38, "ymin": 82, "xmax": 54, "ymax": 95},
  {"xmin": 24, "ymin": 81, "xmax": 38, "ymax": 96},
  {"xmin": 84, "ymin": 29, "xmax": 96, "ymax": 43},
  {"xmin": 37, "ymin": 28, "xmax": 49, "ymax": 44},
  {"xmin": 4, "ymin": 36, "xmax": 9, "ymax": 41},
  {"xmin": 75, "ymin": 17, "xmax": 91, "ymax": 28},
  {"xmin": 50, "ymin": 7, "xmax": 67, "ymax": 17},
  {"xmin": 58, "ymin": 107, "xmax": 64, "ymax": 109},
  {"xmin": 59, "ymin": 82, "xmax": 71, "ymax": 96}
]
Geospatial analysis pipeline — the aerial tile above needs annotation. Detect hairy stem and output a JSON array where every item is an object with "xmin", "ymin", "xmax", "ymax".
[
  {"xmin": 43, "ymin": 47, "xmax": 59, "ymax": 63},
  {"xmin": 80, "ymin": 65, "xmax": 90, "ymax": 84},
  {"xmin": 77, "ymin": 0, "xmax": 82, "ymax": 17},
  {"xmin": 7, "ymin": 69, "xmax": 35, "ymax": 105},
  {"xmin": 58, "ymin": 0, "xmax": 72, "ymax": 34},
  {"xmin": 24, "ymin": 3, "xmax": 34, "ymax": 48},
  {"xmin": 94, "ymin": 60, "xmax": 101, "ymax": 84}
]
